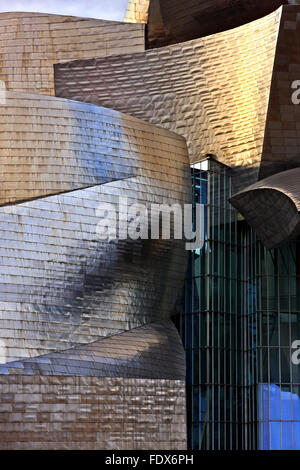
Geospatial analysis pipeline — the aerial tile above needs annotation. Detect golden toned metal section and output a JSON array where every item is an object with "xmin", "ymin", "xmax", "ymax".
[
  {"xmin": 55, "ymin": 8, "xmax": 282, "ymax": 191},
  {"xmin": 0, "ymin": 10, "xmax": 190, "ymax": 450},
  {"xmin": 0, "ymin": 12, "xmax": 145, "ymax": 95},
  {"xmin": 145, "ymin": 0, "xmax": 287, "ymax": 48},
  {"xmin": 124, "ymin": 0, "xmax": 150, "ymax": 23}
]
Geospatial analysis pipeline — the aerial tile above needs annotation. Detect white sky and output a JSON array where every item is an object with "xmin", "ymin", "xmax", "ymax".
[{"xmin": 0, "ymin": 0, "xmax": 128, "ymax": 21}]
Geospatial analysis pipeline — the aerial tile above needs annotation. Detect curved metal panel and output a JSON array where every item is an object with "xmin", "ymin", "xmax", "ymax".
[
  {"xmin": 0, "ymin": 96, "xmax": 190, "ymax": 361},
  {"xmin": 0, "ymin": 321, "xmax": 187, "ymax": 449},
  {"xmin": 55, "ymin": 7, "xmax": 282, "ymax": 191},
  {"xmin": 0, "ymin": 90, "xmax": 140, "ymax": 205},
  {"xmin": 125, "ymin": 0, "xmax": 287, "ymax": 47},
  {"xmin": 230, "ymin": 167, "xmax": 300, "ymax": 248},
  {"xmin": 0, "ymin": 10, "xmax": 190, "ymax": 451},
  {"xmin": 260, "ymin": 4, "xmax": 300, "ymax": 179},
  {"xmin": 0, "ymin": 320, "xmax": 185, "ymax": 379},
  {"xmin": 0, "ymin": 12, "xmax": 144, "ymax": 95}
]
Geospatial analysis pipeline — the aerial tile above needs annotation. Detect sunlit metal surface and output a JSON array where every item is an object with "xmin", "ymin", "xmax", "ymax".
[
  {"xmin": 260, "ymin": 4, "xmax": 300, "ymax": 179},
  {"xmin": 229, "ymin": 5, "xmax": 300, "ymax": 247},
  {"xmin": 125, "ymin": 0, "xmax": 150, "ymax": 23},
  {"xmin": 55, "ymin": 7, "xmax": 282, "ymax": 192},
  {"xmin": 0, "ymin": 9, "xmax": 191, "ymax": 451},
  {"xmin": 0, "ymin": 374, "xmax": 187, "ymax": 450},
  {"xmin": 0, "ymin": 12, "xmax": 145, "ymax": 95},
  {"xmin": 0, "ymin": 90, "xmax": 139, "ymax": 205},
  {"xmin": 0, "ymin": 320, "xmax": 185, "ymax": 379},
  {"xmin": 125, "ymin": 0, "xmax": 287, "ymax": 48},
  {"xmin": 230, "ymin": 167, "xmax": 300, "ymax": 248}
]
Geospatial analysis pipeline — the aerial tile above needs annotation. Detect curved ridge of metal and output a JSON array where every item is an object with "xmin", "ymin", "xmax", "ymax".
[{"xmin": 230, "ymin": 167, "xmax": 300, "ymax": 248}]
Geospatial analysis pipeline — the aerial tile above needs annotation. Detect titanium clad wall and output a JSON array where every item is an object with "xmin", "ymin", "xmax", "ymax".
[
  {"xmin": 124, "ymin": 0, "xmax": 150, "ymax": 23},
  {"xmin": 230, "ymin": 167, "xmax": 300, "ymax": 248},
  {"xmin": 55, "ymin": 8, "xmax": 281, "ymax": 191},
  {"xmin": 0, "ymin": 12, "xmax": 145, "ymax": 95},
  {"xmin": 0, "ymin": 313, "xmax": 187, "ymax": 450},
  {"xmin": 260, "ymin": 5, "xmax": 300, "ymax": 179},
  {"xmin": 0, "ymin": 375, "xmax": 187, "ymax": 450},
  {"xmin": 0, "ymin": 91, "xmax": 139, "ymax": 205},
  {"xmin": 146, "ymin": 0, "xmax": 287, "ymax": 48},
  {"xmin": 0, "ymin": 96, "xmax": 190, "ymax": 362},
  {"xmin": 0, "ymin": 321, "xmax": 185, "ymax": 379}
]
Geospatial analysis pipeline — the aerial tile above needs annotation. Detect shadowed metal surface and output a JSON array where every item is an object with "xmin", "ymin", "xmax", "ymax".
[
  {"xmin": 0, "ymin": 12, "xmax": 145, "ymax": 95},
  {"xmin": 0, "ymin": 375, "xmax": 187, "ymax": 450},
  {"xmin": 0, "ymin": 107, "xmax": 190, "ymax": 361},
  {"xmin": 0, "ymin": 320, "xmax": 185, "ymax": 379},
  {"xmin": 230, "ymin": 167, "xmax": 300, "ymax": 248},
  {"xmin": 55, "ymin": 7, "xmax": 282, "ymax": 191},
  {"xmin": 126, "ymin": 0, "xmax": 288, "ymax": 48},
  {"xmin": 260, "ymin": 4, "xmax": 300, "ymax": 179}
]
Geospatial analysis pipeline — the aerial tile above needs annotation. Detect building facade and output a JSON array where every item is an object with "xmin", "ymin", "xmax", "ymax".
[
  {"xmin": 176, "ymin": 157, "xmax": 300, "ymax": 450},
  {"xmin": 0, "ymin": 0, "xmax": 300, "ymax": 450}
]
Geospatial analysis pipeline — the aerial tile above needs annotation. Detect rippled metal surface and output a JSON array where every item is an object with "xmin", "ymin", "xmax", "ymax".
[
  {"xmin": 0, "ymin": 12, "xmax": 145, "ymax": 95},
  {"xmin": 0, "ymin": 91, "xmax": 139, "ymax": 205},
  {"xmin": 260, "ymin": 4, "xmax": 300, "ymax": 179},
  {"xmin": 0, "ymin": 374, "xmax": 187, "ymax": 450},
  {"xmin": 55, "ymin": 7, "xmax": 281, "ymax": 192}
]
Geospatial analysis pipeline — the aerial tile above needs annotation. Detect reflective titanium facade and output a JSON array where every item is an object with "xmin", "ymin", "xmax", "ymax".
[
  {"xmin": 0, "ymin": 321, "xmax": 187, "ymax": 450},
  {"xmin": 256, "ymin": 241, "xmax": 300, "ymax": 450},
  {"xmin": 125, "ymin": 0, "xmax": 288, "ymax": 48},
  {"xmin": 180, "ymin": 158, "xmax": 300, "ymax": 450},
  {"xmin": 3, "ymin": 1, "xmax": 300, "ymax": 451},
  {"xmin": 55, "ymin": 7, "xmax": 282, "ymax": 192},
  {"xmin": 0, "ymin": 96, "xmax": 190, "ymax": 362},
  {"xmin": 0, "ymin": 12, "xmax": 145, "ymax": 95},
  {"xmin": 0, "ymin": 11, "xmax": 190, "ymax": 450},
  {"xmin": 176, "ymin": 159, "xmax": 257, "ymax": 450}
]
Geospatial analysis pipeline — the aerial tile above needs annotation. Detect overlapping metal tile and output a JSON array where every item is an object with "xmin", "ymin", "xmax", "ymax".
[
  {"xmin": 0, "ymin": 99, "xmax": 190, "ymax": 361},
  {"xmin": 126, "ymin": 0, "xmax": 287, "ymax": 48},
  {"xmin": 0, "ymin": 91, "xmax": 141, "ymax": 205},
  {"xmin": 231, "ymin": 167, "xmax": 300, "ymax": 248}
]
